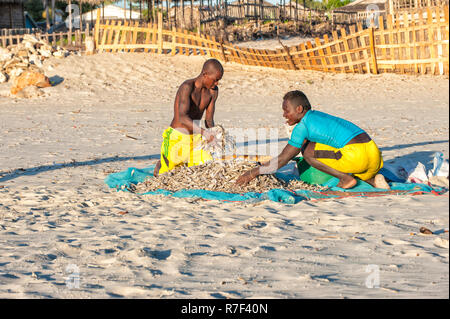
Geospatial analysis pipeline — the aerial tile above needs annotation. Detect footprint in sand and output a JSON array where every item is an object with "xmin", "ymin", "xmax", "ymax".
[
  {"xmin": 106, "ymin": 286, "xmax": 151, "ymax": 298},
  {"xmin": 138, "ymin": 248, "xmax": 171, "ymax": 261},
  {"xmin": 243, "ymin": 216, "xmax": 267, "ymax": 230},
  {"xmin": 381, "ymin": 238, "xmax": 410, "ymax": 246}
]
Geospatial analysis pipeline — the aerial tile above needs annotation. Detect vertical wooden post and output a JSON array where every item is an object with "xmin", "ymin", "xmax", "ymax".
[
  {"xmin": 158, "ymin": 11, "xmax": 163, "ymax": 53},
  {"xmin": 174, "ymin": 0, "xmax": 178, "ymax": 28},
  {"xmin": 378, "ymin": 15, "xmax": 386, "ymax": 62},
  {"xmin": 403, "ymin": 12, "xmax": 411, "ymax": 74},
  {"xmin": 323, "ymin": 34, "xmax": 335, "ymax": 72},
  {"xmin": 192, "ymin": 30, "xmax": 199, "ymax": 56},
  {"xmin": 152, "ymin": 0, "xmax": 156, "ymax": 23},
  {"xmin": 51, "ymin": 0, "xmax": 55, "ymax": 25},
  {"xmin": 299, "ymin": 42, "xmax": 310, "ymax": 70},
  {"xmin": 144, "ymin": 22, "xmax": 151, "ymax": 52},
  {"xmin": 443, "ymin": 5, "xmax": 449, "ymax": 75},
  {"xmin": 99, "ymin": 20, "xmax": 110, "ymax": 53},
  {"xmin": 369, "ymin": 27, "xmax": 378, "ymax": 74},
  {"xmin": 80, "ymin": 0, "xmax": 83, "ymax": 34},
  {"xmin": 130, "ymin": 0, "xmax": 132, "ymax": 21},
  {"xmin": 358, "ymin": 22, "xmax": 371, "ymax": 74},
  {"xmin": 45, "ymin": 0, "xmax": 50, "ymax": 31},
  {"xmin": 205, "ymin": 34, "xmax": 214, "ymax": 58},
  {"xmin": 386, "ymin": 14, "xmax": 396, "ymax": 73},
  {"xmin": 119, "ymin": 20, "xmax": 129, "ymax": 53},
  {"xmin": 151, "ymin": 22, "xmax": 157, "ymax": 53},
  {"xmin": 410, "ymin": 12, "xmax": 419, "ymax": 74},
  {"xmin": 306, "ymin": 41, "xmax": 316, "ymax": 70},
  {"xmin": 435, "ymin": 6, "xmax": 444, "ymax": 75},
  {"xmin": 388, "ymin": 0, "xmax": 394, "ymax": 15},
  {"xmin": 167, "ymin": 0, "xmax": 171, "ymax": 28},
  {"xmin": 332, "ymin": 30, "xmax": 344, "ymax": 73},
  {"xmin": 172, "ymin": 26, "xmax": 177, "ymax": 55},
  {"xmin": 106, "ymin": 20, "xmax": 116, "ymax": 52},
  {"xmin": 314, "ymin": 37, "xmax": 327, "ymax": 72},
  {"xmin": 219, "ymin": 37, "xmax": 227, "ymax": 62},
  {"xmin": 112, "ymin": 20, "xmax": 122, "ymax": 53},
  {"xmin": 68, "ymin": 0, "xmax": 73, "ymax": 45},
  {"xmin": 130, "ymin": 21, "xmax": 139, "ymax": 52},
  {"xmin": 95, "ymin": 8, "xmax": 100, "ymax": 48},
  {"xmin": 427, "ymin": 7, "xmax": 436, "ymax": 74},
  {"xmin": 349, "ymin": 25, "xmax": 363, "ymax": 73},
  {"xmin": 198, "ymin": 3, "xmax": 202, "ymax": 35},
  {"xmin": 340, "ymin": 28, "xmax": 354, "ymax": 73},
  {"xmin": 190, "ymin": 0, "xmax": 194, "ymax": 30}
]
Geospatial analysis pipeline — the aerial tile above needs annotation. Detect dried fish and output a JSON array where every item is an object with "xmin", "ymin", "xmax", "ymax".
[
  {"xmin": 131, "ymin": 160, "xmax": 327, "ymax": 194},
  {"xmin": 200, "ymin": 124, "xmax": 237, "ymax": 159}
]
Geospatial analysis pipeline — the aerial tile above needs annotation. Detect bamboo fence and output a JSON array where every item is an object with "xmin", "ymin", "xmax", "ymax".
[
  {"xmin": 3, "ymin": 6, "xmax": 445, "ymax": 76},
  {"xmin": 95, "ymin": 6, "xmax": 449, "ymax": 75},
  {"xmin": 375, "ymin": 6, "xmax": 449, "ymax": 74},
  {"xmin": 0, "ymin": 26, "xmax": 94, "ymax": 49}
]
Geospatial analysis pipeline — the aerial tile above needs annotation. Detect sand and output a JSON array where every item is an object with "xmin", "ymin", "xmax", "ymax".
[
  {"xmin": 235, "ymin": 35, "xmax": 315, "ymax": 49},
  {"xmin": 0, "ymin": 51, "xmax": 448, "ymax": 299}
]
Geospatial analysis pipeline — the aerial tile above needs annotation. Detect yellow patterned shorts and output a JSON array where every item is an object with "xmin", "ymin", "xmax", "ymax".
[
  {"xmin": 314, "ymin": 140, "xmax": 384, "ymax": 181},
  {"xmin": 159, "ymin": 127, "xmax": 213, "ymax": 175}
]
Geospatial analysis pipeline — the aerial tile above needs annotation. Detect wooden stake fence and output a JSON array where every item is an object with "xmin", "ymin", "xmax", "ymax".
[
  {"xmin": 0, "ymin": 29, "xmax": 91, "ymax": 49},
  {"xmin": 2, "ymin": 8, "xmax": 444, "ymax": 76},
  {"xmin": 374, "ymin": 5, "xmax": 449, "ymax": 75},
  {"xmin": 97, "ymin": 6, "xmax": 449, "ymax": 76}
]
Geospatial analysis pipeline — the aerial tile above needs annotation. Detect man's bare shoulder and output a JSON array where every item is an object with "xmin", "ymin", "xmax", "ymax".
[{"xmin": 178, "ymin": 79, "xmax": 195, "ymax": 90}]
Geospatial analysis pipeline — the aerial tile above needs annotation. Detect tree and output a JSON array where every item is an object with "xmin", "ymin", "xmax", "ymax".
[
  {"xmin": 24, "ymin": 0, "xmax": 44, "ymax": 21},
  {"xmin": 324, "ymin": 0, "xmax": 351, "ymax": 11}
]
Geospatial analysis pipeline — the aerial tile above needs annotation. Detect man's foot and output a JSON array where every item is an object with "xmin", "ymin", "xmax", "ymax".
[
  {"xmin": 153, "ymin": 160, "xmax": 161, "ymax": 177},
  {"xmin": 366, "ymin": 174, "xmax": 390, "ymax": 189},
  {"xmin": 337, "ymin": 175, "xmax": 357, "ymax": 189}
]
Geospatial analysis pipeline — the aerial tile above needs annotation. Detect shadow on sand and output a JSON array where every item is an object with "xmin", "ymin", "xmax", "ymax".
[{"xmin": 0, "ymin": 154, "xmax": 159, "ymax": 183}]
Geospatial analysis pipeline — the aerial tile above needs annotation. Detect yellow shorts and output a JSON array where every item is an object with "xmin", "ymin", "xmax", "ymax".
[
  {"xmin": 159, "ymin": 127, "xmax": 213, "ymax": 175},
  {"xmin": 314, "ymin": 140, "xmax": 384, "ymax": 181}
]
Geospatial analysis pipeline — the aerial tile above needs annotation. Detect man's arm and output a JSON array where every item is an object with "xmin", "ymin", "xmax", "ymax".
[
  {"xmin": 236, "ymin": 144, "xmax": 301, "ymax": 185},
  {"xmin": 204, "ymin": 88, "xmax": 218, "ymax": 129}
]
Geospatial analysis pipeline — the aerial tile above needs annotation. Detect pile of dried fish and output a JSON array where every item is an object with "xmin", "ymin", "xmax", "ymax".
[{"xmin": 130, "ymin": 160, "xmax": 328, "ymax": 194}]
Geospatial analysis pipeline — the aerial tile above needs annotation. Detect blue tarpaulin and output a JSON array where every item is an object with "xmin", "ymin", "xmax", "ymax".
[{"xmin": 105, "ymin": 165, "xmax": 446, "ymax": 204}]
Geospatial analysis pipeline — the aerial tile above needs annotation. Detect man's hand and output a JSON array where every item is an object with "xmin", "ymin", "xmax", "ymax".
[
  {"xmin": 203, "ymin": 128, "xmax": 220, "ymax": 146},
  {"xmin": 236, "ymin": 168, "xmax": 259, "ymax": 186}
]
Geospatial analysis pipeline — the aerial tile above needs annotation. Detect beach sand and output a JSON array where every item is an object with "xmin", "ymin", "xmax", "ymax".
[
  {"xmin": 0, "ymin": 52, "xmax": 448, "ymax": 298},
  {"xmin": 235, "ymin": 35, "xmax": 315, "ymax": 49}
]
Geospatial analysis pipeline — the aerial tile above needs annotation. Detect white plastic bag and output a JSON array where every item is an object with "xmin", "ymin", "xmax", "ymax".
[
  {"xmin": 406, "ymin": 162, "xmax": 428, "ymax": 184},
  {"xmin": 428, "ymin": 152, "xmax": 449, "ymax": 178},
  {"xmin": 427, "ymin": 152, "xmax": 449, "ymax": 187}
]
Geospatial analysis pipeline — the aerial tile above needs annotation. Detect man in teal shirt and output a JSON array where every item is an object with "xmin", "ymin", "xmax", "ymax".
[{"xmin": 237, "ymin": 90, "xmax": 389, "ymax": 189}]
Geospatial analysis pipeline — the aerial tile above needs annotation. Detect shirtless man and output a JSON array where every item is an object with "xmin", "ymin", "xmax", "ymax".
[{"xmin": 154, "ymin": 59, "xmax": 224, "ymax": 176}]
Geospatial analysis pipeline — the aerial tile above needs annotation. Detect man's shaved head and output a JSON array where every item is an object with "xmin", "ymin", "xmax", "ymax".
[{"xmin": 202, "ymin": 59, "xmax": 224, "ymax": 76}]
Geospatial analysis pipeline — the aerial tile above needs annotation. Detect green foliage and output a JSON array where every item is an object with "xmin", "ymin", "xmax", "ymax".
[
  {"xmin": 291, "ymin": 0, "xmax": 351, "ymax": 11},
  {"xmin": 142, "ymin": 8, "xmax": 167, "ymax": 21},
  {"xmin": 24, "ymin": 0, "xmax": 44, "ymax": 21},
  {"xmin": 325, "ymin": 0, "xmax": 352, "ymax": 11}
]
